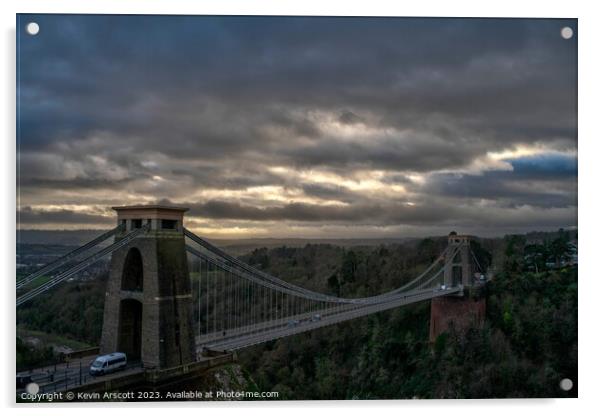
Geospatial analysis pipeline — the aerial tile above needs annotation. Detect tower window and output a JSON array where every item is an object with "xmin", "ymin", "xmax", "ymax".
[
  {"xmin": 131, "ymin": 219, "xmax": 143, "ymax": 229},
  {"xmin": 161, "ymin": 219, "xmax": 177, "ymax": 230}
]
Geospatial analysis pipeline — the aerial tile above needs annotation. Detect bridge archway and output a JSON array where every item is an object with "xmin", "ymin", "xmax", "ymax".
[
  {"xmin": 451, "ymin": 265, "xmax": 462, "ymax": 287},
  {"xmin": 121, "ymin": 247, "xmax": 143, "ymax": 291},
  {"xmin": 118, "ymin": 299, "xmax": 142, "ymax": 360},
  {"xmin": 453, "ymin": 251, "xmax": 462, "ymax": 263}
]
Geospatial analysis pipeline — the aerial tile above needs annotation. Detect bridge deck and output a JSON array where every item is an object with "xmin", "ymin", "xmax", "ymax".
[{"xmin": 199, "ymin": 287, "xmax": 461, "ymax": 352}]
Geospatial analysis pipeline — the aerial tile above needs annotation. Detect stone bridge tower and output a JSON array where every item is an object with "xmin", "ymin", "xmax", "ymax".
[
  {"xmin": 443, "ymin": 232, "xmax": 473, "ymax": 288},
  {"xmin": 430, "ymin": 231, "xmax": 486, "ymax": 342},
  {"xmin": 100, "ymin": 205, "xmax": 196, "ymax": 369}
]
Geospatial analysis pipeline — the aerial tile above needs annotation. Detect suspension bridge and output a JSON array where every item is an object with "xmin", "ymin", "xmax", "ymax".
[{"xmin": 16, "ymin": 205, "xmax": 486, "ymax": 394}]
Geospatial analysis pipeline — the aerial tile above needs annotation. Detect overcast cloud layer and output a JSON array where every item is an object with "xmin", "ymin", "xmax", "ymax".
[{"xmin": 17, "ymin": 15, "xmax": 577, "ymax": 238}]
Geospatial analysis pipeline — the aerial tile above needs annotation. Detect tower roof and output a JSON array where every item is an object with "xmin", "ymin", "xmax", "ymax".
[
  {"xmin": 112, "ymin": 204, "xmax": 189, "ymax": 212},
  {"xmin": 112, "ymin": 205, "xmax": 189, "ymax": 220}
]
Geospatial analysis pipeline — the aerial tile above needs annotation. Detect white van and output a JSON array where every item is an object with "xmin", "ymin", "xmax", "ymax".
[{"xmin": 89, "ymin": 352, "xmax": 127, "ymax": 376}]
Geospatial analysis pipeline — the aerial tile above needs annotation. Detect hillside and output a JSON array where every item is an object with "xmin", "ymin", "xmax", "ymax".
[{"xmin": 16, "ymin": 229, "xmax": 577, "ymax": 398}]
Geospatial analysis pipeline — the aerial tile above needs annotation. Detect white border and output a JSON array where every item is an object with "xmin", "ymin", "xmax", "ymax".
[{"xmin": 2, "ymin": 1, "xmax": 601, "ymax": 415}]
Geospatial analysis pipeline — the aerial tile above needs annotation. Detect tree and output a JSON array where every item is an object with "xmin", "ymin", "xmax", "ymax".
[
  {"xmin": 327, "ymin": 273, "xmax": 340, "ymax": 296},
  {"xmin": 503, "ymin": 235, "xmax": 526, "ymax": 272},
  {"xmin": 340, "ymin": 250, "xmax": 358, "ymax": 283},
  {"xmin": 417, "ymin": 238, "xmax": 438, "ymax": 263}
]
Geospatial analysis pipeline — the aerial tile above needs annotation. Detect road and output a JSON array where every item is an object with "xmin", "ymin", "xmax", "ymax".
[
  {"xmin": 17, "ymin": 354, "xmax": 143, "ymax": 394},
  {"xmin": 201, "ymin": 287, "xmax": 461, "ymax": 351}
]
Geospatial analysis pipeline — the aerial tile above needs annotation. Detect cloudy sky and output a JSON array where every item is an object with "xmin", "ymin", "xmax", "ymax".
[{"xmin": 17, "ymin": 15, "xmax": 577, "ymax": 238}]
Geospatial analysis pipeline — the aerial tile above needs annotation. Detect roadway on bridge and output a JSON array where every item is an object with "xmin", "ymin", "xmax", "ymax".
[{"xmin": 200, "ymin": 286, "xmax": 461, "ymax": 352}]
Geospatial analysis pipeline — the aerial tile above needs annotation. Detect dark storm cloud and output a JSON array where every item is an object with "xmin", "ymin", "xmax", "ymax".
[
  {"xmin": 425, "ymin": 174, "xmax": 576, "ymax": 208},
  {"xmin": 178, "ymin": 199, "xmax": 454, "ymax": 224},
  {"xmin": 300, "ymin": 183, "xmax": 359, "ymax": 204},
  {"xmin": 279, "ymin": 130, "xmax": 491, "ymax": 171},
  {"xmin": 17, "ymin": 15, "xmax": 577, "ymax": 235},
  {"xmin": 338, "ymin": 111, "xmax": 364, "ymax": 125},
  {"xmin": 18, "ymin": 16, "xmax": 576, "ymax": 154},
  {"xmin": 19, "ymin": 176, "xmax": 135, "ymax": 190},
  {"xmin": 18, "ymin": 206, "xmax": 112, "ymax": 225},
  {"xmin": 148, "ymin": 197, "xmax": 575, "ymax": 233}
]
